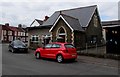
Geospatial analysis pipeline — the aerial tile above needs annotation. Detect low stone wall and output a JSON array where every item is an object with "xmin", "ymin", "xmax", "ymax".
[{"xmin": 77, "ymin": 46, "xmax": 120, "ymax": 60}]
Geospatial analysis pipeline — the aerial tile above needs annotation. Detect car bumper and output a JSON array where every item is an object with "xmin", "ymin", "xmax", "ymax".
[
  {"xmin": 63, "ymin": 53, "xmax": 77, "ymax": 59},
  {"xmin": 14, "ymin": 48, "xmax": 28, "ymax": 52}
]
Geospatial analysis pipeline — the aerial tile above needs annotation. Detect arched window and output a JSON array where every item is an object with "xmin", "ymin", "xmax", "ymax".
[
  {"xmin": 57, "ymin": 27, "xmax": 66, "ymax": 42},
  {"xmin": 58, "ymin": 27, "xmax": 65, "ymax": 34}
]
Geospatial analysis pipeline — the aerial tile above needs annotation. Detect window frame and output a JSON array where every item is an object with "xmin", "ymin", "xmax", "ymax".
[{"xmin": 31, "ymin": 35, "xmax": 39, "ymax": 42}]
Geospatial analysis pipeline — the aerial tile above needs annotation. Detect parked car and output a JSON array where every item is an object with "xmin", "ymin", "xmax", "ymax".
[
  {"xmin": 8, "ymin": 40, "xmax": 28, "ymax": 53},
  {"xmin": 34, "ymin": 42, "xmax": 77, "ymax": 63}
]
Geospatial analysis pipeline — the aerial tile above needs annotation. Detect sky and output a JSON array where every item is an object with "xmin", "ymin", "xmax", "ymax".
[{"xmin": 0, "ymin": 0, "xmax": 119, "ymax": 27}]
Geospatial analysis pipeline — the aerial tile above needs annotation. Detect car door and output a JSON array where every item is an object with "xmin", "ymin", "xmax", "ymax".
[
  {"xmin": 42, "ymin": 44, "xmax": 52, "ymax": 58},
  {"xmin": 49, "ymin": 44, "xmax": 61, "ymax": 59}
]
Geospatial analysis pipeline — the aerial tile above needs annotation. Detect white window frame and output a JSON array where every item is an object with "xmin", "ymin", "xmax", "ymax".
[
  {"xmin": 8, "ymin": 31, "xmax": 12, "ymax": 35},
  {"xmin": 31, "ymin": 35, "xmax": 39, "ymax": 42},
  {"xmin": 18, "ymin": 32, "xmax": 21, "ymax": 36},
  {"xmin": 3, "ymin": 30, "xmax": 6, "ymax": 35},
  {"xmin": 15, "ymin": 31, "xmax": 17, "ymax": 36}
]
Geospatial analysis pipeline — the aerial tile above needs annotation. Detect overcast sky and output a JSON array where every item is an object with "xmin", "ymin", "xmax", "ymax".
[{"xmin": 0, "ymin": 0, "xmax": 119, "ymax": 27}]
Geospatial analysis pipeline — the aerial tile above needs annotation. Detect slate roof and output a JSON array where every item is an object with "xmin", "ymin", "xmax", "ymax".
[
  {"xmin": 2, "ymin": 25, "xmax": 25, "ymax": 32},
  {"xmin": 102, "ymin": 20, "xmax": 120, "ymax": 26},
  {"xmin": 27, "ymin": 25, "xmax": 51, "ymax": 31},
  {"xmin": 8, "ymin": 26, "xmax": 20, "ymax": 32},
  {"xmin": 60, "ymin": 14, "xmax": 84, "ymax": 31},
  {"xmin": 2, "ymin": 25, "xmax": 12, "ymax": 31},
  {"xmin": 35, "ymin": 19, "xmax": 43, "ymax": 25},
  {"xmin": 42, "ymin": 5, "xmax": 97, "ymax": 28},
  {"xmin": 30, "ymin": 19, "xmax": 43, "ymax": 27}
]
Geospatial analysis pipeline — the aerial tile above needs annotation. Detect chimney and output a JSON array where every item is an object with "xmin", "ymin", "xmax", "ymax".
[
  {"xmin": 60, "ymin": 11, "xmax": 62, "ymax": 14},
  {"xmin": 18, "ymin": 24, "xmax": 22, "ymax": 28},
  {"xmin": 5, "ymin": 23, "xmax": 9, "ymax": 26},
  {"xmin": 44, "ymin": 16, "xmax": 49, "ymax": 21}
]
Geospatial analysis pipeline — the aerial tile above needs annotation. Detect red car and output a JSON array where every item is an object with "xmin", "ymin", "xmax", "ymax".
[{"xmin": 34, "ymin": 42, "xmax": 77, "ymax": 63}]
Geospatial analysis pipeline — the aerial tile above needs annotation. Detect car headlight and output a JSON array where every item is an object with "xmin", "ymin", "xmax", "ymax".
[{"xmin": 14, "ymin": 46, "xmax": 18, "ymax": 48}]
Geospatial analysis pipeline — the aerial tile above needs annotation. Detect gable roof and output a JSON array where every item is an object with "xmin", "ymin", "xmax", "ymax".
[
  {"xmin": 30, "ymin": 19, "xmax": 43, "ymax": 27},
  {"xmin": 61, "ymin": 14, "xmax": 84, "ymax": 31},
  {"xmin": 35, "ymin": 19, "xmax": 43, "ymax": 25},
  {"xmin": 42, "ymin": 5, "xmax": 97, "ymax": 28},
  {"xmin": 49, "ymin": 14, "xmax": 84, "ymax": 32}
]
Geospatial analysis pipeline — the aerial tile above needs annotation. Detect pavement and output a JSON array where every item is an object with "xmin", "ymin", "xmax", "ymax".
[
  {"xmin": 77, "ymin": 46, "xmax": 119, "ymax": 68},
  {"xmin": 77, "ymin": 55, "xmax": 119, "ymax": 68}
]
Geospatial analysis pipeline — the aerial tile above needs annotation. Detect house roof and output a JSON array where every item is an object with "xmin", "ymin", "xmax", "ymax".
[
  {"xmin": 49, "ymin": 14, "xmax": 84, "ymax": 32},
  {"xmin": 102, "ymin": 20, "xmax": 120, "ymax": 26},
  {"xmin": 61, "ymin": 14, "xmax": 84, "ymax": 31},
  {"xmin": 2, "ymin": 25, "xmax": 25, "ymax": 32},
  {"xmin": 18, "ymin": 27, "xmax": 25, "ymax": 32},
  {"xmin": 27, "ymin": 25, "xmax": 51, "ymax": 31},
  {"xmin": 35, "ymin": 19, "xmax": 43, "ymax": 25},
  {"xmin": 102, "ymin": 20, "xmax": 120, "ymax": 28},
  {"xmin": 42, "ymin": 5, "xmax": 97, "ymax": 28},
  {"xmin": 30, "ymin": 19, "xmax": 43, "ymax": 27},
  {"xmin": 2, "ymin": 25, "xmax": 12, "ymax": 31},
  {"xmin": 8, "ymin": 26, "xmax": 20, "ymax": 32}
]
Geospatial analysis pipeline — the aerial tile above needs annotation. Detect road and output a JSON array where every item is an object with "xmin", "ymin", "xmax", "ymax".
[
  {"xmin": 2, "ymin": 44, "xmax": 119, "ymax": 75},
  {"xmin": 0, "ymin": 44, "xmax": 2, "ymax": 76}
]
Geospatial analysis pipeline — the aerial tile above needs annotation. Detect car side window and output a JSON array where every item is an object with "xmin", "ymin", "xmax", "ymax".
[
  {"xmin": 65, "ymin": 44, "xmax": 75, "ymax": 48},
  {"xmin": 45, "ymin": 44, "xmax": 52, "ymax": 48},
  {"xmin": 51, "ymin": 44, "xmax": 61, "ymax": 48}
]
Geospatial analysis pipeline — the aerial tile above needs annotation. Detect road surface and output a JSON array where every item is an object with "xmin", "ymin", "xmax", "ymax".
[{"xmin": 2, "ymin": 44, "xmax": 119, "ymax": 75}]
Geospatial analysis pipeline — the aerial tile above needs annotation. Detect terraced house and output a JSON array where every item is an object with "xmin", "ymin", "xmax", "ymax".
[
  {"xmin": 0, "ymin": 23, "xmax": 28, "ymax": 43},
  {"xmin": 28, "ymin": 5, "xmax": 103, "ymax": 50}
]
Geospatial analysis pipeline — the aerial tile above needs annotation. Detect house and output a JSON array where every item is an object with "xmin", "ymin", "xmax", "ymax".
[
  {"xmin": 102, "ymin": 20, "xmax": 120, "ymax": 54},
  {"xmin": 1, "ymin": 23, "xmax": 13, "ymax": 42},
  {"xmin": 0, "ymin": 24, "xmax": 3, "ymax": 43},
  {"xmin": 30, "ymin": 19, "xmax": 44, "ymax": 27},
  {"xmin": 28, "ymin": 5, "xmax": 103, "ymax": 50},
  {"xmin": 0, "ymin": 23, "xmax": 28, "ymax": 43},
  {"xmin": 28, "ymin": 18, "xmax": 51, "ymax": 49},
  {"xmin": 17, "ymin": 24, "xmax": 28, "ymax": 43}
]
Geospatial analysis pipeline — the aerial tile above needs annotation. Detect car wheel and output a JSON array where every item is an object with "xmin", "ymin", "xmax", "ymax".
[
  {"xmin": 36, "ymin": 52, "xmax": 41, "ymax": 59},
  {"xmin": 8, "ymin": 48, "xmax": 10, "ymax": 51},
  {"xmin": 56, "ymin": 55, "xmax": 63, "ymax": 63},
  {"xmin": 11, "ymin": 49, "xmax": 14, "ymax": 53}
]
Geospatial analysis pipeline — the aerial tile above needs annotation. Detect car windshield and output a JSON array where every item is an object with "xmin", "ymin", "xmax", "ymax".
[
  {"xmin": 13, "ymin": 40, "xmax": 25, "ymax": 46},
  {"xmin": 65, "ymin": 44, "xmax": 75, "ymax": 48}
]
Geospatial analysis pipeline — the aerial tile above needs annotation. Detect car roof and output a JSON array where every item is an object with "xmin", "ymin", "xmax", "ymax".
[
  {"xmin": 50, "ymin": 42, "xmax": 72, "ymax": 45},
  {"xmin": 13, "ymin": 40, "xmax": 21, "ymax": 41},
  {"xmin": 11, "ymin": 40, "xmax": 24, "ymax": 43}
]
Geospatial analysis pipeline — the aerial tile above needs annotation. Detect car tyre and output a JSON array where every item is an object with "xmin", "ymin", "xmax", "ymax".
[
  {"xmin": 56, "ymin": 55, "xmax": 63, "ymax": 63},
  {"xmin": 8, "ymin": 48, "xmax": 10, "ymax": 51},
  {"xmin": 11, "ymin": 49, "xmax": 14, "ymax": 53},
  {"xmin": 36, "ymin": 52, "xmax": 41, "ymax": 59}
]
